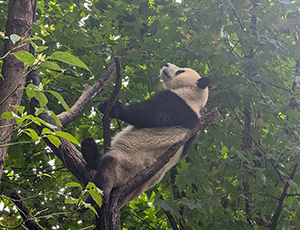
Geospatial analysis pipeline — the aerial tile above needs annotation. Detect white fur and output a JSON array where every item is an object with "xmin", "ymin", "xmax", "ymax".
[
  {"xmin": 108, "ymin": 126, "xmax": 188, "ymax": 206},
  {"xmin": 100, "ymin": 63, "xmax": 209, "ymax": 207},
  {"xmin": 161, "ymin": 63, "xmax": 209, "ymax": 118}
]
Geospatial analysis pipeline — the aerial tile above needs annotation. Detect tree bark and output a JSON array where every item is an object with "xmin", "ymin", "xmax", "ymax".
[{"xmin": 0, "ymin": 0, "xmax": 37, "ymax": 180}]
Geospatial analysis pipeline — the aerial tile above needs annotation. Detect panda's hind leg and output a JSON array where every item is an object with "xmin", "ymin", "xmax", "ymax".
[
  {"xmin": 80, "ymin": 154, "xmax": 120, "ymax": 212},
  {"xmin": 93, "ymin": 154, "xmax": 120, "ymax": 205}
]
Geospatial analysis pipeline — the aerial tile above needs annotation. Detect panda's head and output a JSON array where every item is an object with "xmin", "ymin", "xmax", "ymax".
[{"xmin": 160, "ymin": 63, "xmax": 209, "ymax": 90}]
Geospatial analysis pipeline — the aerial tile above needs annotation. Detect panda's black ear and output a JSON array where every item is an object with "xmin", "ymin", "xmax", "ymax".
[{"xmin": 197, "ymin": 77, "xmax": 211, "ymax": 89}]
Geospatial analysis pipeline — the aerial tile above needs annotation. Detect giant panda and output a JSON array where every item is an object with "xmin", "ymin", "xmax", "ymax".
[{"xmin": 81, "ymin": 63, "xmax": 210, "ymax": 208}]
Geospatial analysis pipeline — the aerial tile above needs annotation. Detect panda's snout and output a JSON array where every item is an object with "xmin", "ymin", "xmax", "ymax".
[
  {"xmin": 161, "ymin": 63, "xmax": 179, "ymax": 80},
  {"xmin": 162, "ymin": 68, "xmax": 170, "ymax": 78}
]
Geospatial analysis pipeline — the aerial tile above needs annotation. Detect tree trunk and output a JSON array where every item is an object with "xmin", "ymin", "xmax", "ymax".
[{"xmin": 0, "ymin": 0, "xmax": 37, "ymax": 179}]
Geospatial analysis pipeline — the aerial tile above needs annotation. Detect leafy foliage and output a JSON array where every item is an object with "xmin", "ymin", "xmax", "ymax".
[{"xmin": 2, "ymin": 0, "xmax": 300, "ymax": 229}]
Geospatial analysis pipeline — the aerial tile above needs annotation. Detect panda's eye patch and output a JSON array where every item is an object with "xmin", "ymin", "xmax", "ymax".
[{"xmin": 175, "ymin": 70, "xmax": 185, "ymax": 75}]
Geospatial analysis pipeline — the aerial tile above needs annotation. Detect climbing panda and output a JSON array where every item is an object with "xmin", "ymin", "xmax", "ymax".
[{"xmin": 81, "ymin": 63, "xmax": 210, "ymax": 207}]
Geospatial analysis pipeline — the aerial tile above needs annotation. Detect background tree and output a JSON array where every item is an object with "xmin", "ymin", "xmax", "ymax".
[{"xmin": 1, "ymin": 0, "xmax": 300, "ymax": 229}]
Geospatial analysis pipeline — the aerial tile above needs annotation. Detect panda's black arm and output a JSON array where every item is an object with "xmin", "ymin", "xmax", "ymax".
[{"xmin": 98, "ymin": 90, "xmax": 199, "ymax": 129}]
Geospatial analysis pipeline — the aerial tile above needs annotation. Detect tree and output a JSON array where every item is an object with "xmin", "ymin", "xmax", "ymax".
[{"xmin": 1, "ymin": 0, "xmax": 300, "ymax": 229}]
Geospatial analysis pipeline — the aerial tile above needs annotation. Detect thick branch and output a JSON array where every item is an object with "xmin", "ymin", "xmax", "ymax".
[
  {"xmin": 102, "ymin": 57, "xmax": 123, "ymax": 153},
  {"xmin": 57, "ymin": 63, "xmax": 116, "ymax": 127},
  {"xmin": 28, "ymin": 69, "xmax": 94, "ymax": 185},
  {"xmin": 0, "ymin": 0, "xmax": 36, "ymax": 180},
  {"xmin": 10, "ymin": 190, "xmax": 45, "ymax": 230}
]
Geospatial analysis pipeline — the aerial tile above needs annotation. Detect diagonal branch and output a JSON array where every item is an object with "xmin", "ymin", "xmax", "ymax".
[
  {"xmin": 57, "ymin": 63, "xmax": 116, "ymax": 127},
  {"xmin": 116, "ymin": 107, "xmax": 220, "ymax": 205}
]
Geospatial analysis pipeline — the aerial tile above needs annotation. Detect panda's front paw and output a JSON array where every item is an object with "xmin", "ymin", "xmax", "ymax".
[
  {"xmin": 98, "ymin": 100, "xmax": 122, "ymax": 119},
  {"xmin": 197, "ymin": 77, "xmax": 211, "ymax": 89},
  {"xmin": 200, "ymin": 107, "xmax": 207, "ymax": 116},
  {"xmin": 98, "ymin": 100, "xmax": 109, "ymax": 114}
]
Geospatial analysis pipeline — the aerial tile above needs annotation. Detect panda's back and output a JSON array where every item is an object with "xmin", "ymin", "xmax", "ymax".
[{"xmin": 107, "ymin": 125, "xmax": 189, "ymax": 186}]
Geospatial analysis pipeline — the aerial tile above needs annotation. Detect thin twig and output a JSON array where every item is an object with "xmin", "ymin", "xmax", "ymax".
[
  {"xmin": 102, "ymin": 57, "xmax": 123, "ymax": 153},
  {"xmin": 270, "ymin": 163, "xmax": 298, "ymax": 230}
]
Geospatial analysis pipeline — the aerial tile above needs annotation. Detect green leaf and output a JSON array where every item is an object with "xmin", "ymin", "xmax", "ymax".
[
  {"xmin": 49, "ymin": 112, "xmax": 62, "ymax": 127},
  {"xmin": 81, "ymin": 202, "xmax": 98, "ymax": 216},
  {"xmin": 154, "ymin": 198, "xmax": 180, "ymax": 218},
  {"xmin": 51, "ymin": 51, "xmax": 90, "ymax": 71},
  {"xmin": 40, "ymin": 61, "xmax": 62, "ymax": 71},
  {"xmin": 65, "ymin": 182, "xmax": 82, "ymax": 188},
  {"xmin": 45, "ymin": 135, "xmax": 61, "ymax": 148},
  {"xmin": 40, "ymin": 120, "xmax": 58, "ymax": 130},
  {"xmin": 26, "ymin": 84, "xmax": 48, "ymax": 107},
  {"xmin": 1, "ymin": 111, "xmax": 23, "ymax": 124},
  {"xmin": 30, "ymin": 41, "xmax": 38, "ymax": 50},
  {"xmin": 23, "ymin": 128, "xmax": 39, "ymax": 142},
  {"xmin": 10, "ymin": 34, "xmax": 21, "ymax": 44},
  {"xmin": 34, "ymin": 108, "xmax": 62, "ymax": 127},
  {"xmin": 287, "ymin": 179, "xmax": 298, "ymax": 188},
  {"xmin": 41, "ymin": 128, "xmax": 53, "ymax": 135},
  {"xmin": 31, "ymin": 116, "xmax": 57, "ymax": 130},
  {"xmin": 36, "ymin": 46, "xmax": 49, "ymax": 53},
  {"xmin": 86, "ymin": 182, "xmax": 103, "ymax": 209},
  {"xmin": 42, "ymin": 128, "xmax": 61, "ymax": 147},
  {"xmin": 11, "ymin": 105, "xmax": 25, "ymax": 114},
  {"xmin": 13, "ymin": 51, "xmax": 35, "ymax": 66},
  {"xmin": 23, "ymin": 35, "xmax": 44, "ymax": 42},
  {"xmin": 54, "ymin": 131, "xmax": 79, "ymax": 145},
  {"xmin": 65, "ymin": 197, "xmax": 80, "ymax": 205},
  {"xmin": 47, "ymin": 90, "xmax": 71, "ymax": 113},
  {"xmin": 1, "ymin": 111, "xmax": 17, "ymax": 119}
]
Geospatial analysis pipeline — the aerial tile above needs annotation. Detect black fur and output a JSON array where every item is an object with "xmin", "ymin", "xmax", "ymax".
[
  {"xmin": 98, "ymin": 90, "xmax": 199, "ymax": 130},
  {"xmin": 81, "ymin": 137, "xmax": 101, "ymax": 169},
  {"xmin": 197, "ymin": 77, "xmax": 211, "ymax": 89},
  {"xmin": 180, "ymin": 136, "xmax": 197, "ymax": 160}
]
